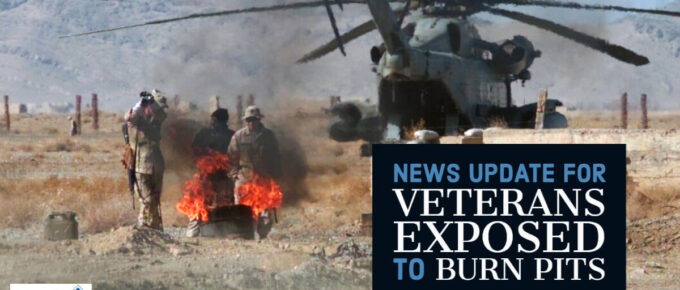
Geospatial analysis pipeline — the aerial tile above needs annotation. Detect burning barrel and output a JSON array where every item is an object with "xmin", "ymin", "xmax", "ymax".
[{"xmin": 176, "ymin": 152, "xmax": 282, "ymax": 239}]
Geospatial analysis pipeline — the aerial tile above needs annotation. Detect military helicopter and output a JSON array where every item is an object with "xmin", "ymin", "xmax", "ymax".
[{"xmin": 63, "ymin": 0, "xmax": 680, "ymax": 141}]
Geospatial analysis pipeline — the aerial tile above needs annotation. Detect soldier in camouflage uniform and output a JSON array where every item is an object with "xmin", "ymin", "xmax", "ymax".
[
  {"xmin": 125, "ymin": 89, "xmax": 167, "ymax": 230},
  {"xmin": 228, "ymin": 106, "xmax": 282, "ymax": 239},
  {"xmin": 186, "ymin": 108, "xmax": 235, "ymax": 237}
]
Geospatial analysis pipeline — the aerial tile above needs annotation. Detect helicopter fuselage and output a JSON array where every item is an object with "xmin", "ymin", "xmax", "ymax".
[{"xmin": 369, "ymin": 2, "xmax": 560, "ymax": 138}]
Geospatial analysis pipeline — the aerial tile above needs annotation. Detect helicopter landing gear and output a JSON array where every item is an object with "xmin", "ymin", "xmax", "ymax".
[
  {"xmin": 543, "ymin": 112, "xmax": 568, "ymax": 128},
  {"xmin": 379, "ymin": 80, "xmax": 457, "ymax": 139}
]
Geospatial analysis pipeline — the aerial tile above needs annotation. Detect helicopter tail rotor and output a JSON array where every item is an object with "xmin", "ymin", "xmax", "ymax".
[{"xmin": 491, "ymin": 35, "xmax": 540, "ymax": 75}]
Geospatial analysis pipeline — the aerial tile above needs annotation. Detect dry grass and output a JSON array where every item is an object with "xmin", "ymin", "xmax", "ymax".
[
  {"xmin": 628, "ymin": 176, "xmax": 680, "ymax": 220},
  {"xmin": 1, "ymin": 103, "xmax": 678, "ymax": 235},
  {"xmin": 565, "ymin": 110, "xmax": 680, "ymax": 129},
  {"xmin": 0, "ymin": 176, "xmax": 133, "ymax": 233},
  {"xmin": 43, "ymin": 138, "xmax": 92, "ymax": 153}
]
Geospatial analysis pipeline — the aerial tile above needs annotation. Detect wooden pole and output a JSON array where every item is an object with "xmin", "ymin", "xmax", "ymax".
[
  {"xmin": 4, "ymin": 95, "xmax": 9, "ymax": 132},
  {"xmin": 641, "ymin": 94, "xmax": 648, "ymax": 129},
  {"xmin": 236, "ymin": 95, "xmax": 243, "ymax": 124},
  {"xmin": 621, "ymin": 93, "xmax": 628, "ymax": 129},
  {"xmin": 246, "ymin": 94, "xmax": 254, "ymax": 107},
  {"xmin": 75, "ymin": 95, "xmax": 82, "ymax": 135},
  {"xmin": 92, "ymin": 93, "xmax": 99, "ymax": 131},
  {"xmin": 534, "ymin": 90, "xmax": 547, "ymax": 129}
]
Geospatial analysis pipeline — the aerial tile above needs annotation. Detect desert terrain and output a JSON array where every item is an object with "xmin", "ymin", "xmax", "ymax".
[{"xmin": 0, "ymin": 102, "xmax": 678, "ymax": 289}]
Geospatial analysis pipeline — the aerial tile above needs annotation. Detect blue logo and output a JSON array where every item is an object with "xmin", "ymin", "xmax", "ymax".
[{"xmin": 73, "ymin": 285, "xmax": 82, "ymax": 290}]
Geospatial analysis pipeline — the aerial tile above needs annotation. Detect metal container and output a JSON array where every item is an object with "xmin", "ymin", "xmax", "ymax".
[
  {"xmin": 200, "ymin": 205, "xmax": 253, "ymax": 238},
  {"xmin": 44, "ymin": 211, "xmax": 78, "ymax": 241}
]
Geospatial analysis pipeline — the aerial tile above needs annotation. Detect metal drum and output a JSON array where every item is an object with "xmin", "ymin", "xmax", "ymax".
[{"xmin": 44, "ymin": 211, "xmax": 78, "ymax": 241}]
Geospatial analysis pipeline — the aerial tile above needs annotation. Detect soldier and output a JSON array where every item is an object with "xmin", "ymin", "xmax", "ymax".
[
  {"xmin": 125, "ymin": 89, "xmax": 167, "ymax": 230},
  {"xmin": 186, "ymin": 108, "xmax": 235, "ymax": 237},
  {"xmin": 228, "ymin": 106, "xmax": 282, "ymax": 239},
  {"xmin": 68, "ymin": 116, "xmax": 78, "ymax": 136},
  {"xmin": 192, "ymin": 108, "xmax": 235, "ymax": 155}
]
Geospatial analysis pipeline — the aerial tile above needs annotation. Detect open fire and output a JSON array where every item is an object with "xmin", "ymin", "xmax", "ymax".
[
  {"xmin": 175, "ymin": 153, "xmax": 229, "ymax": 222},
  {"xmin": 176, "ymin": 152, "xmax": 283, "ymax": 222},
  {"xmin": 237, "ymin": 173, "xmax": 283, "ymax": 219}
]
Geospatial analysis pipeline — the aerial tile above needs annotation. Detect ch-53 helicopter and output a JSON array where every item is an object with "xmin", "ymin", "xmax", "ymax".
[{"xmin": 63, "ymin": 0, "xmax": 680, "ymax": 141}]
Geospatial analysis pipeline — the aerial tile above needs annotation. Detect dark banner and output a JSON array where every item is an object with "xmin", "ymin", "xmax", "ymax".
[{"xmin": 372, "ymin": 144, "xmax": 626, "ymax": 290}]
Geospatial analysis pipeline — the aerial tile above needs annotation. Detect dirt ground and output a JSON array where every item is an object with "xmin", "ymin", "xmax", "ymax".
[{"xmin": 0, "ymin": 108, "xmax": 678, "ymax": 289}]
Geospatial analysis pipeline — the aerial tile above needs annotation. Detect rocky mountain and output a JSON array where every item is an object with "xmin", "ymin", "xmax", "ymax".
[{"xmin": 0, "ymin": 0, "xmax": 678, "ymax": 111}]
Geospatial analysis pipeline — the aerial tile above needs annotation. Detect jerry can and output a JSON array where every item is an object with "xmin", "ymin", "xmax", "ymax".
[{"xmin": 44, "ymin": 211, "xmax": 78, "ymax": 241}]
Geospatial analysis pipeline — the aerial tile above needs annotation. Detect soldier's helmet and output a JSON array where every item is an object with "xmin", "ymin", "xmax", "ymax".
[
  {"xmin": 211, "ymin": 108, "xmax": 229, "ymax": 122},
  {"xmin": 242, "ymin": 106, "xmax": 264, "ymax": 120}
]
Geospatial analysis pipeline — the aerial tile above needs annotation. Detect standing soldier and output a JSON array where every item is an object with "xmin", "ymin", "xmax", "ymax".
[
  {"xmin": 68, "ymin": 116, "xmax": 78, "ymax": 136},
  {"xmin": 228, "ymin": 106, "xmax": 282, "ymax": 239},
  {"xmin": 125, "ymin": 89, "xmax": 167, "ymax": 230},
  {"xmin": 186, "ymin": 108, "xmax": 235, "ymax": 237}
]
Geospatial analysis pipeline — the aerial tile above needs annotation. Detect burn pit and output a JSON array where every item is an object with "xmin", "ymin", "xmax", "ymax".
[{"xmin": 175, "ymin": 151, "xmax": 283, "ymax": 239}]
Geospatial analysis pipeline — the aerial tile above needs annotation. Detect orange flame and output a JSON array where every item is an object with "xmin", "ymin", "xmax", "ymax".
[
  {"xmin": 175, "ymin": 153, "xmax": 229, "ymax": 222},
  {"xmin": 237, "ymin": 173, "xmax": 283, "ymax": 219}
]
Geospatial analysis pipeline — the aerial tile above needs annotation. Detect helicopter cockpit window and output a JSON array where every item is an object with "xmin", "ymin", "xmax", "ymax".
[{"xmin": 447, "ymin": 23, "xmax": 461, "ymax": 54}]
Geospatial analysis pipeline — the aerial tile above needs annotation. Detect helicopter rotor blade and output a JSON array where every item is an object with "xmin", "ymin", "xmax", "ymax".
[
  {"xmin": 485, "ymin": 7, "xmax": 649, "ymax": 66},
  {"xmin": 297, "ymin": 19, "xmax": 376, "ymax": 63},
  {"xmin": 504, "ymin": 0, "xmax": 680, "ymax": 18},
  {"xmin": 59, "ymin": 0, "xmax": 404, "ymax": 38},
  {"xmin": 296, "ymin": 5, "xmax": 405, "ymax": 63},
  {"xmin": 323, "ymin": 0, "xmax": 347, "ymax": 56},
  {"xmin": 335, "ymin": 0, "xmax": 344, "ymax": 10},
  {"xmin": 397, "ymin": 0, "xmax": 412, "ymax": 27}
]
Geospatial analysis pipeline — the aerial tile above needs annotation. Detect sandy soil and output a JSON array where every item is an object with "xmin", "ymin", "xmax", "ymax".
[{"xmin": 0, "ymin": 225, "xmax": 373, "ymax": 289}]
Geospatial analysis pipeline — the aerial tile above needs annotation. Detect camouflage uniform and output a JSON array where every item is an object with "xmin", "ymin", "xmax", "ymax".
[
  {"xmin": 126, "ymin": 95, "xmax": 167, "ymax": 230},
  {"xmin": 228, "ymin": 106, "xmax": 282, "ymax": 240},
  {"xmin": 228, "ymin": 123, "xmax": 282, "ymax": 200},
  {"xmin": 186, "ymin": 109, "xmax": 235, "ymax": 237}
]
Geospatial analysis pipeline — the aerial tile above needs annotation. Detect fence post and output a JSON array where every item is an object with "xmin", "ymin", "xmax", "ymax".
[
  {"xmin": 4, "ymin": 95, "xmax": 9, "ymax": 132},
  {"xmin": 246, "ymin": 94, "xmax": 255, "ymax": 107},
  {"xmin": 621, "ymin": 93, "xmax": 628, "ymax": 129},
  {"xmin": 641, "ymin": 94, "xmax": 648, "ymax": 129},
  {"xmin": 534, "ymin": 90, "xmax": 547, "ymax": 129},
  {"xmin": 76, "ymin": 95, "xmax": 82, "ymax": 135},
  {"xmin": 92, "ymin": 93, "xmax": 99, "ymax": 131},
  {"xmin": 210, "ymin": 95, "xmax": 220, "ymax": 113},
  {"xmin": 236, "ymin": 95, "xmax": 243, "ymax": 124}
]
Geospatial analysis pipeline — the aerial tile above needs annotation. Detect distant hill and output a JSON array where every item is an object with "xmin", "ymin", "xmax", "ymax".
[{"xmin": 0, "ymin": 0, "xmax": 678, "ymax": 111}]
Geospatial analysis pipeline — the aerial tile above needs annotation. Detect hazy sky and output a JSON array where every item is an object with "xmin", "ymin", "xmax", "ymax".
[
  {"xmin": 622, "ymin": 0, "xmax": 674, "ymax": 8},
  {"xmin": 484, "ymin": 0, "xmax": 678, "ymax": 23}
]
